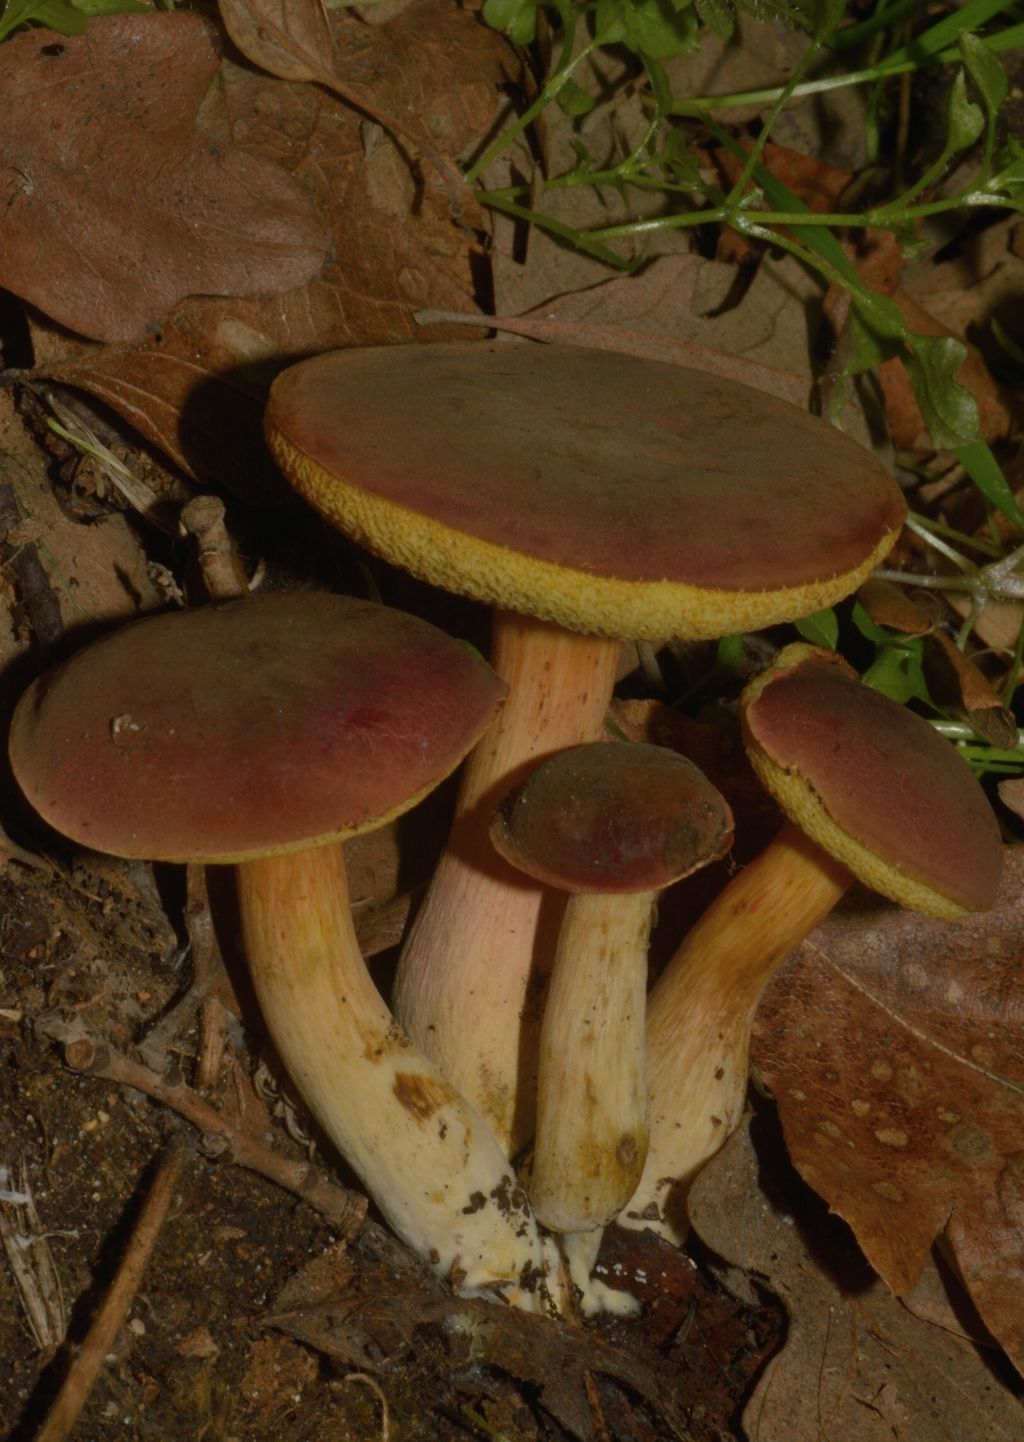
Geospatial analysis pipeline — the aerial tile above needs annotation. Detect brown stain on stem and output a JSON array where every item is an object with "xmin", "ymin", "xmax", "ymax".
[{"xmin": 393, "ymin": 1070, "xmax": 455, "ymax": 1123}]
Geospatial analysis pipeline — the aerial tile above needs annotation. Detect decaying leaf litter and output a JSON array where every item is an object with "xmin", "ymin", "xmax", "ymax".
[{"xmin": 1, "ymin": 0, "xmax": 1023, "ymax": 1437}]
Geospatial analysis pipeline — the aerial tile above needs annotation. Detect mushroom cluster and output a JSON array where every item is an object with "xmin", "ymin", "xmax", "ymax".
[
  {"xmin": 265, "ymin": 339, "xmax": 908, "ymax": 1158},
  {"xmin": 14, "ymin": 338, "xmax": 1005, "ymax": 1321}
]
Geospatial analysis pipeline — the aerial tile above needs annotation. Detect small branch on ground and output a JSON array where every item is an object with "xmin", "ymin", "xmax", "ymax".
[
  {"xmin": 32, "ymin": 1135, "xmax": 189, "ymax": 1442},
  {"xmin": 137, "ymin": 863, "xmax": 229, "ymax": 1072},
  {"xmin": 37, "ymin": 1016, "xmax": 367, "ymax": 1239},
  {"xmin": 181, "ymin": 495, "xmax": 251, "ymax": 600}
]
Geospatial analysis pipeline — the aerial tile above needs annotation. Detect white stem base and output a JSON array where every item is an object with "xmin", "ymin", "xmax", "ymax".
[{"xmin": 560, "ymin": 1230, "xmax": 641, "ymax": 1318}]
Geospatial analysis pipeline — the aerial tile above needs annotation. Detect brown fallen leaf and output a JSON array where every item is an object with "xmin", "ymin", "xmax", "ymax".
[
  {"xmin": 752, "ymin": 849, "xmax": 1024, "ymax": 1374},
  {"xmin": 856, "ymin": 577, "xmax": 942, "ymax": 635},
  {"xmin": 267, "ymin": 1249, "xmax": 692, "ymax": 1441},
  {"xmin": 432, "ymin": 251, "xmax": 840, "ymax": 407},
  {"xmin": 0, "ymin": 14, "xmax": 329, "ymax": 343},
  {"xmin": 921, "ymin": 631, "xmax": 1021, "ymax": 750},
  {"xmin": 419, "ymin": 284, "xmax": 810, "ymax": 407},
  {"xmin": 218, "ymin": 0, "xmax": 334, "ymax": 84},
  {"xmin": 218, "ymin": 0, "xmax": 472, "ymax": 211},
  {"xmin": 878, "ymin": 288, "xmax": 1015, "ymax": 451},
  {"xmin": 902, "ymin": 214, "xmax": 1024, "ymax": 386},
  {"xmin": 998, "ymin": 778, "xmax": 1024, "ymax": 821},
  {"xmin": 689, "ymin": 1117, "xmax": 1024, "ymax": 1441},
  {"xmin": 40, "ymin": 0, "xmax": 504, "ymax": 500}
]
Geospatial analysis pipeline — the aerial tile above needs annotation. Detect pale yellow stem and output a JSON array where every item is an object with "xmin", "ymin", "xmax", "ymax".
[
  {"xmin": 622, "ymin": 821, "xmax": 852, "ymax": 1242},
  {"xmin": 531, "ymin": 890, "xmax": 651, "ymax": 1233},
  {"xmin": 394, "ymin": 613, "xmax": 620, "ymax": 1155},
  {"xmin": 238, "ymin": 843, "xmax": 566, "ymax": 1312}
]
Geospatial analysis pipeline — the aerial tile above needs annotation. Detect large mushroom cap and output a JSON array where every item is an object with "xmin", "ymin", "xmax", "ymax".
[
  {"xmin": 741, "ymin": 643, "xmax": 1004, "ymax": 917},
  {"xmin": 266, "ymin": 343, "xmax": 907, "ymax": 642},
  {"xmin": 10, "ymin": 592, "xmax": 507, "ymax": 863},
  {"xmin": 490, "ymin": 742, "xmax": 734, "ymax": 894}
]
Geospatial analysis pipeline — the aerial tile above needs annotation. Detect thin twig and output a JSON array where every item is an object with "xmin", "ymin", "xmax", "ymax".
[
  {"xmin": 32, "ymin": 1136, "xmax": 189, "ymax": 1442},
  {"xmin": 0, "ymin": 1158, "xmax": 66, "ymax": 1353},
  {"xmin": 180, "ymin": 496, "xmax": 251, "ymax": 601},
  {"xmin": 38, "ymin": 1018, "xmax": 366, "ymax": 1238},
  {"xmin": 137, "ymin": 864, "xmax": 228, "ymax": 1071}
]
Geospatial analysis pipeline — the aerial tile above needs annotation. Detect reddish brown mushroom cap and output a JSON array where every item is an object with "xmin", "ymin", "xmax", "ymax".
[
  {"xmin": 742, "ymin": 644, "xmax": 1004, "ymax": 915},
  {"xmin": 10, "ymin": 592, "xmax": 507, "ymax": 863},
  {"xmin": 266, "ymin": 343, "xmax": 907, "ymax": 641},
  {"xmin": 490, "ymin": 742, "xmax": 734, "ymax": 894}
]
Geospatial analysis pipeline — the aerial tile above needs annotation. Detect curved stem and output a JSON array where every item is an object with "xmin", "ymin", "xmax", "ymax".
[
  {"xmin": 622, "ymin": 822, "xmax": 851, "ymax": 1243},
  {"xmin": 238, "ymin": 843, "xmax": 565, "ymax": 1312}
]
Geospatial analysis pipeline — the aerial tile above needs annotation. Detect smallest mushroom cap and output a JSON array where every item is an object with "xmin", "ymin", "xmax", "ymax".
[
  {"xmin": 490, "ymin": 741, "xmax": 734, "ymax": 894},
  {"xmin": 741, "ymin": 643, "xmax": 1004, "ymax": 917}
]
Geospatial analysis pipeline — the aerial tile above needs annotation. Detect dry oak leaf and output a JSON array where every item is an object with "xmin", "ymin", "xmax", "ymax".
[
  {"xmin": 0, "ymin": 13, "xmax": 329, "ymax": 343},
  {"xmin": 689, "ymin": 1119, "xmax": 1024, "ymax": 1442},
  {"xmin": 420, "ymin": 257, "xmax": 810, "ymax": 408},
  {"xmin": 752, "ymin": 849, "xmax": 1024, "ymax": 1376},
  {"xmin": 217, "ymin": 0, "xmax": 473, "ymax": 211},
  {"xmin": 269, "ymin": 1264, "xmax": 692, "ymax": 1442},
  {"xmin": 39, "ymin": 0, "xmax": 506, "ymax": 500}
]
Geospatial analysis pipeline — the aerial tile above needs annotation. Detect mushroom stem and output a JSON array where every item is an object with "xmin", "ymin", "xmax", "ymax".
[
  {"xmin": 622, "ymin": 821, "xmax": 851, "ymax": 1242},
  {"xmin": 237, "ymin": 842, "xmax": 566, "ymax": 1312},
  {"xmin": 394, "ymin": 613, "xmax": 620, "ymax": 1155},
  {"xmin": 531, "ymin": 890, "xmax": 651, "ymax": 1234}
]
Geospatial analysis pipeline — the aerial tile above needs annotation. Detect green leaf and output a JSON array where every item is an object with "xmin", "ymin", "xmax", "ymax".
[
  {"xmin": 557, "ymin": 78, "xmax": 597, "ymax": 117},
  {"xmin": 643, "ymin": 50, "xmax": 675, "ymax": 118},
  {"xmin": 481, "ymin": 0, "xmax": 539, "ymax": 43},
  {"xmin": 956, "ymin": 439, "xmax": 1024, "ymax": 526},
  {"xmin": 903, "ymin": 333, "xmax": 980, "ymax": 450},
  {"xmin": 850, "ymin": 599, "xmax": 893, "ymax": 645},
  {"xmin": 845, "ymin": 306, "xmax": 894, "ymax": 372},
  {"xmin": 734, "ymin": 0, "xmax": 815, "ymax": 31},
  {"xmin": 861, "ymin": 648, "xmax": 916, "ymax": 702},
  {"xmin": 794, "ymin": 608, "xmax": 839, "ymax": 649},
  {"xmin": 861, "ymin": 640, "xmax": 930, "ymax": 705},
  {"xmin": 694, "ymin": 0, "xmax": 733, "ymax": 40},
  {"xmin": 595, "ymin": 0, "xmax": 700, "ymax": 58},
  {"xmin": 848, "ymin": 295, "xmax": 980, "ymax": 450},
  {"xmin": 0, "ymin": 0, "xmax": 84, "ymax": 39},
  {"xmin": 944, "ymin": 69, "xmax": 984, "ymax": 153},
  {"xmin": 878, "ymin": 0, "xmax": 1014, "ymax": 71},
  {"xmin": 988, "ymin": 139, "xmax": 1024, "ymax": 196},
  {"xmin": 811, "ymin": 0, "xmax": 846, "ymax": 42},
  {"xmin": 960, "ymin": 30, "xmax": 1009, "ymax": 117},
  {"xmin": 715, "ymin": 633, "xmax": 745, "ymax": 673},
  {"xmin": 0, "ymin": 0, "xmax": 145, "ymax": 40}
]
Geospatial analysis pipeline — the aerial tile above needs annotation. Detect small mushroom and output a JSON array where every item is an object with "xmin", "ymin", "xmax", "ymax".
[
  {"xmin": 266, "ymin": 341, "xmax": 908, "ymax": 1154},
  {"xmin": 491, "ymin": 742, "xmax": 733, "ymax": 1309},
  {"xmin": 9, "ymin": 591, "xmax": 566, "ymax": 1311},
  {"xmin": 622, "ymin": 643, "xmax": 1005, "ymax": 1242}
]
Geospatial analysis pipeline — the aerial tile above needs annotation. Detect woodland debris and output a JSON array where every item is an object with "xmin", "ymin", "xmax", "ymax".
[
  {"xmin": 37, "ymin": 1016, "xmax": 367, "ymax": 1240},
  {"xmin": 32, "ymin": 1135, "xmax": 188, "ymax": 1442}
]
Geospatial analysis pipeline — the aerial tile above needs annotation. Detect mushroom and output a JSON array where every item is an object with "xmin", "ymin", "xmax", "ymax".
[
  {"xmin": 265, "ymin": 340, "xmax": 908, "ymax": 1155},
  {"xmin": 622, "ymin": 642, "xmax": 1005, "ymax": 1242},
  {"xmin": 9, "ymin": 590, "xmax": 567, "ymax": 1311},
  {"xmin": 490, "ymin": 741, "xmax": 733, "ymax": 1308}
]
